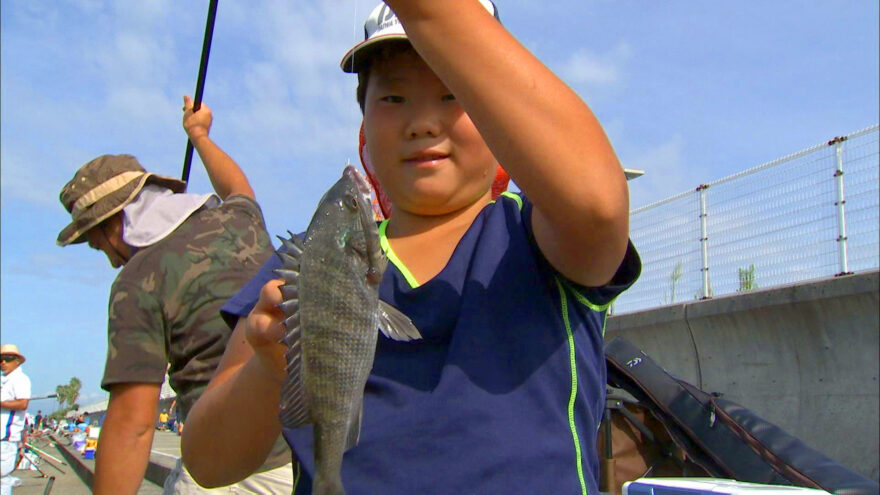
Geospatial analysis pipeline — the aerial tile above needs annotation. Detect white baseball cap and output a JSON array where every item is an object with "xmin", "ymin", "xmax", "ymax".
[{"xmin": 340, "ymin": 0, "xmax": 500, "ymax": 73}]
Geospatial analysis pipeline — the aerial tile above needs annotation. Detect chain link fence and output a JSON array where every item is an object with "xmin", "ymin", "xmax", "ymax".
[{"xmin": 613, "ymin": 125, "xmax": 879, "ymax": 315}]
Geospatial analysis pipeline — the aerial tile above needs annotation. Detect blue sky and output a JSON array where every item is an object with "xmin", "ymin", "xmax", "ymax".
[{"xmin": 2, "ymin": 0, "xmax": 878, "ymax": 414}]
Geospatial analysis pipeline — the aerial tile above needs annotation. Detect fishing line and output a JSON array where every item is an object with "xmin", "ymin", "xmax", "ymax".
[
  {"xmin": 347, "ymin": 0, "xmax": 360, "ymax": 165},
  {"xmin": 350, "ymin": 0, "xmax": 359, "ymax": 75}
]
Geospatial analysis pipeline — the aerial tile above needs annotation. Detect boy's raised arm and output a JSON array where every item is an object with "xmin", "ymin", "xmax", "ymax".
[{"xmin": 387, "ymin": 0, "xmax": 630, "ymax": 287}]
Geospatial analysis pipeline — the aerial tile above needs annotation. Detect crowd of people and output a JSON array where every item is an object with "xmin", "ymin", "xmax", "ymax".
[{"xmin": 5, "ymin": 1, "xmax": 641, "ymax": 493}]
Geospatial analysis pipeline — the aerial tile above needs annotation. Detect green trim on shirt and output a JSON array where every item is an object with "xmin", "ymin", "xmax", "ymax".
[
  {"xmin": 555, "ymin": 276, "xmax": 589, "ymax": 495},
  {"xmin": 378, "ymin": 220, "xmax": 421, "ymax": 289}
]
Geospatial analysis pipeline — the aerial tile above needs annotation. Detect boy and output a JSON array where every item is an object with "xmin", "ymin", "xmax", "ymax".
[{"xmin": 183, "ymin": 1, "xmax": 640, "ymax": 493}]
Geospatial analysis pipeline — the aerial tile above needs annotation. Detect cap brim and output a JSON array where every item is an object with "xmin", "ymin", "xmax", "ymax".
[
  {"xmin": 341, "ymin": 0, "xmax": 498, "ymax": 74},
  {"xmin": 56, "ymin": 178, "xmax": 144, "ymax": 247},
  {"xmin": 1, "ymin": 352, "xmax": 25, "ymax": 363},
  {"xmin": 340, "ymin": 33, "xmax": 410, "ymax": 73},
  {"xmin": 57, "ymin": 222, "xmax": 90, "ymax": 247},
  {"xmin": 57, "ymin": 172, "xmax": 187, "ymax": 247}
]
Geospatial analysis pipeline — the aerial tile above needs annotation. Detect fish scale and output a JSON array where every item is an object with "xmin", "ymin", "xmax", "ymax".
[
  {"xmin": 300, "ymin": 244, "xmax": 375, "ymax": 424},
  {"xmin": 276, "ymin": 165, "xmax": 422, "ymax": 495}
]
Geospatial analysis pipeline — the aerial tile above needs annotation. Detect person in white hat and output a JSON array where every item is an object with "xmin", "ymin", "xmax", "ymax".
[
  {"xmin": 183, "ymin": 1, "xmax": 639, "ymax": 494},
  {"xmin": 1, "ymin": 344, "xmax": 31, "ymax": 495}
]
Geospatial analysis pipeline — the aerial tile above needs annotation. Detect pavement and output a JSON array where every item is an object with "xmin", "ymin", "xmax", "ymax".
[
  {"xmin": 7, "ymin": 468, "xmax": 90, "ymax": 495},
  {"xmin": 147, "ymin": 429, "xmax": 181, "ymax": 485},
  {"xmin": 10, "ymin": 430, "xmax": 183, "ymax": 494}
]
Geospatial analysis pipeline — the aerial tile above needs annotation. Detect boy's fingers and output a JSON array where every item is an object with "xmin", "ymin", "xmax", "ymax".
[
  {"xmin": 248, "ymin": 311, "xmax": 284, "ymax": 344},
  {"xmin": 245, "ymin": 279, "xmax": 286, "ymax": 345},
  {"xmin": 258, "ymin": 279, "xmax": 285, "ymax": 308},
  {"xmin": 245, "ymin": 305, "xmax": 287, "ymax": 383}
]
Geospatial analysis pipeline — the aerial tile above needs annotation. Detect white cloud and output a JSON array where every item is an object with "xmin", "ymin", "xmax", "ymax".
[
  {"xmin": 5, "ymin": 1, "xmax": 62, "ymax": 31},
  {"xmin": 70, "ymin": 0, "xmax": 107, "ymax": 14},
  {"xmin": 0, "ymin": 115, "xmax": 85, "ymax": 209},
  {"xmin": 225, "ymin": 1, "xmax": 358, "ymax": 116},
  {"xmin": 625, "ymin": 135, "xmax": 689, "ymax": 208},
  {"xmin": 0, "ymin": 236, "xmax": 117, "ymax": 287},
  {"xmin": 1, "ymin": 159, "xmax": 61, "ymax": 209},
  {"xmin": 93, "ymin": 31, "xmax": 175, "ymax": 86},
  {"xmin": 108, "ymin": 0, "xmax": 173, "ymax": 23},
  {"xmin": 558, "ymin": 42, "xmax": 632, "ymax": 87},
  {"xmin": 78, "ymin": 392, "xmax": 109, "ymax": 404},
  {"xmin": 104, "ymin": 86, "xmax": 178, "ymax": 128}
]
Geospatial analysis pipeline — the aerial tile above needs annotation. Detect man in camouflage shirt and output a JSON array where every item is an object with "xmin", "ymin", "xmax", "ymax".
[{"xmin": 57, "ymin": 96, "xmax": 287, "ymax": 494}]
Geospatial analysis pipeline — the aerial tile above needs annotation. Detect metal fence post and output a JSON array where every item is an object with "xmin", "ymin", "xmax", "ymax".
[
  {"xmin": 830, "ymin": 136, "xmax": 852, "ymax": 276},
  {"xmin": 698, "ymin": 185, "xmax": 711, "ymax": 299}
]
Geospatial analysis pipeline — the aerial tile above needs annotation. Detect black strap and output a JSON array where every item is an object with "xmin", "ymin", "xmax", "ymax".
[{"xmin": 605, "ymin": 337, "xmax": 791, "ymax": 485}]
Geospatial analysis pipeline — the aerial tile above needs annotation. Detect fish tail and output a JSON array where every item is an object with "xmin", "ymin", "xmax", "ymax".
[
  {"xmin": 312, "ymin": 423, "xmax": 347, "ymax": 495},
  {"xmin": 313, "ymin": 472, "xmax": 346, "ymax": 495}
]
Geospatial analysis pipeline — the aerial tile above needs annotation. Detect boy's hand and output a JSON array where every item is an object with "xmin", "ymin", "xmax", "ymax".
[
  {"xmin": 245, "ymin": 279, "xmax": 288, "ymax": 384},
  {"xmin": 182, "ymin": 94, "xmax": 212, "ymax": 142}
]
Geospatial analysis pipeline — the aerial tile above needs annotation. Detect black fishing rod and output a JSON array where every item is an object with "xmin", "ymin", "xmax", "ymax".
[{"xmin": 181, "ymin": 0, "xmax": 219, "ymax": 187}]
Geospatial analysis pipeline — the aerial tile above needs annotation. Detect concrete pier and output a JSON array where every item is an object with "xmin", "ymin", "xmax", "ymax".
[
  {"xmin": 12, "ymin": 431, "xmax": 179, "ymax": 494},
  {"xmin": 607, "ymin": 269, "xmax": 880, "ymax": 481}
]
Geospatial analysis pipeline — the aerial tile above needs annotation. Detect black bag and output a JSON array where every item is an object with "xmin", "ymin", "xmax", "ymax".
[{"xmin": 603, "ymin": 337, "xmax": 879, "ymax": 495}]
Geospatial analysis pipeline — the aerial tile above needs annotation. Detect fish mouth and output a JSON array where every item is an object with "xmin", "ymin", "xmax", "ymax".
[
  {"xmin": 344, "ymin": 165, "xmax": 373, "ymax": 201},
  {"xmin": 343, "ymin": 165, "xmax": 383, "ymax": 273}
]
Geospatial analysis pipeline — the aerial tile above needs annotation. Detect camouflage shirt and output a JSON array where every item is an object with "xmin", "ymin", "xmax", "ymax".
[{"xmin": 101, "ymin": 195, "xmax": 272, "ymax": 422}]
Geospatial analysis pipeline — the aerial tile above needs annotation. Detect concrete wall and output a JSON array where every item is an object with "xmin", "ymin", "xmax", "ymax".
[{"xmin": 606, "ymin": 270, "xmax": 880, "ymax": 481}]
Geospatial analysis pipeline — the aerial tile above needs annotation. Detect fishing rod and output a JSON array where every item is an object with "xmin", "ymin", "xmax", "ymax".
[
  {"xmin": 181, "ymin": 0, "xmax": 220, "ymax": 187},
  {"xmin": 29, "ymin": 394, "xmax": 58, "ymax": 401},
  {"xmin": 22, "ymin": 442, "xmax": 67, "ymax": 474}
]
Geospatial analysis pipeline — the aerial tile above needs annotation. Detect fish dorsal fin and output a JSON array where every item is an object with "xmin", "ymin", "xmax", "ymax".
[
  {"xmin": 378, "ymin": 300, "xmax": 422, "ymax": 342},
  {"xmin": 275, "ymin": 234, "xmax": 310, "ymax": 429},
  {"xmin": 280, "ymin": 231, "xmax": 305, "ymax": 255},
  {"xmin": 345, "ymin": 403, "xmax": 363, "ymax": 451}
]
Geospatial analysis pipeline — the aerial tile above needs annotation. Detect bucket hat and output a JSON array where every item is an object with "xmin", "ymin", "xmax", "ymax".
[
  {"xmin": 340, "ymin": 0, "xmax": 499, "ymax": 73},
  {"xmin": 57, "ymin": 154, "xmax": 187, "ymax": 246},
  {"xmin": 0, "ymin": 344, "xmax": 26, "ymax": 363}
]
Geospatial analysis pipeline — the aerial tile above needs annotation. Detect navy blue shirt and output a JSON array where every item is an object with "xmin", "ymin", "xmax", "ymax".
[{"xmin": 222, "ymin": 192, "xmax": 640, "ymax": 494}]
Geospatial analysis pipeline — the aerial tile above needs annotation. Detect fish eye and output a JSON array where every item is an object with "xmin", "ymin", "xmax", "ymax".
[{"xmin": 346, "ymin": 195, "xmax": 359, "ymax": 211}]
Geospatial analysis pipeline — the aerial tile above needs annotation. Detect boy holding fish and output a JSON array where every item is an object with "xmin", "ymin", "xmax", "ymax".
[{"xmin": 183, "ymin": 1, "xmax": 640, "ymax": 493}]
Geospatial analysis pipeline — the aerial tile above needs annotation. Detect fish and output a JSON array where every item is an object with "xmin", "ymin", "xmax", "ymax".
[{"xmin": 275, "ymin": 165, "xmax": 421, "ymax": 495}]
